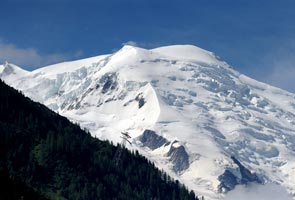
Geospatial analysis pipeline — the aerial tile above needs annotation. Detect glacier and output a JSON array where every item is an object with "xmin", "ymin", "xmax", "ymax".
[{"xmin": 1, "ymin": 44, "xmax": 295, "ymax": 199}]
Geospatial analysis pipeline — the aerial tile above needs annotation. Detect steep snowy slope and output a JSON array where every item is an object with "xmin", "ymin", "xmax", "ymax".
[
  {"xmin": 1, "ymin": 45, "xmax": 295, "ymax": 199},
  {"xmin": 0, "ymin": 61, "xmax": 29, "ymax": 83}
]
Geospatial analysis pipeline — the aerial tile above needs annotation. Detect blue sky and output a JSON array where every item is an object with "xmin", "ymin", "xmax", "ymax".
[{"xmin": 0, "ymin": 0, "xmax": 294, "ymax": 92}]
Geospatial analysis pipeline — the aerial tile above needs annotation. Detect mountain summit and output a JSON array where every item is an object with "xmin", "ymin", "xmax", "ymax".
[{"xmin": 1, "ymin": 45, "xmax": 295, "ymax": 199}]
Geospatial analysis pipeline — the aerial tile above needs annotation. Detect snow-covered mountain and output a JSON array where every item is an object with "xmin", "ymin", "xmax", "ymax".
[{"xmin": 1, "ymin": 45, "xmax": 295, "ymax": 199}]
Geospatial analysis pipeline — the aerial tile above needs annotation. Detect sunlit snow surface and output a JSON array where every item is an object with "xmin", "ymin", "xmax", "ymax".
[{"xmin": 1, "ymin": 45, "xmax": 295, "ymax": 199}]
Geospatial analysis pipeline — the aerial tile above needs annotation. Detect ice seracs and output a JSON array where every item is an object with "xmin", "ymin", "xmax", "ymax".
[{"xmin": 1, "ymin": 44, "xmax": 295, "ymax": 199}]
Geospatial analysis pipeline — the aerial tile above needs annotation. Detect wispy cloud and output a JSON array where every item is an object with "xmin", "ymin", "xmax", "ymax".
[
  {"xmin": 121, "ymin": 40, "xmax": 164, "ymax": 49},
  {"xmin": 0, "ymin": 40, "xmax": 83, "ymax": 71},
  {"xmin": 122, "ymin": 41, "xmax": 139, "ymax": 47},
  {"xmin": 262, "ymin": 58, "xmax": 295, "ymax": 93},
  {"xmin": 259, "ymin": 40, "xmax": 295, "ymax": 93}
]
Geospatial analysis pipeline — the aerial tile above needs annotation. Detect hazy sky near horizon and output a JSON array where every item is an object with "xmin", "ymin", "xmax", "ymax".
[{"xmin": 0, "ymin": 0, "xmax": 294, "ymax": 92}]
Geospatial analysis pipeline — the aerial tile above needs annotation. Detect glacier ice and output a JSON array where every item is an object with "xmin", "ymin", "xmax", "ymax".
[{"xmin": 2, "ymin": 45, "xmax": 295, "ymax": 199}]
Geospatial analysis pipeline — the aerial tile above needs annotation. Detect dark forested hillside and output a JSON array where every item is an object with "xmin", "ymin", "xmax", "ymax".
[
  {"xmin": 0, "ymin": 79, "xmax": 198, "ymax": 200},
  {"xmin": 0, "ymin": 170, "xmax": 48, "ymax": 200}
]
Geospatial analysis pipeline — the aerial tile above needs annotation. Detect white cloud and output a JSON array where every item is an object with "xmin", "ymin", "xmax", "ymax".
[
  {"xmin": 0, "ymin": 40, "xmax": 83, "ymax": 70},
  {"xmin": 224, "ymin": 183, "xmax": 292, "ymax": 200}
]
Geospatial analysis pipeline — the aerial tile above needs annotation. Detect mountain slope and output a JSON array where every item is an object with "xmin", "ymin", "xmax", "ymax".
[
  {"xmin": 1, "ymin": 45, "xmax": 295, "ymax": 199},
  {"xmin": 0, "ymin": 79, "xmax": 198, "ymax": 200}
]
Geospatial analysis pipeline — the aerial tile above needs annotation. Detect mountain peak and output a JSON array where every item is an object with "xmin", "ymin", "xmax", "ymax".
[
  {"xmin": 119, "ymin": 44, "xmax": 226, "ymax": 66},
  {"xmin": 119, "ymin": 44, "xmax": 152, "ymax": 55},
  {"xmin": 1, "ymin": 44, "xmax": 295, "ymax": 199},
  {"xmin": 151, "ymin": 44, "xmax": 226, "ymax": 66},
  {"xmin": 0, "ymin": 62, "xmax": 28, "ymax": 77}
]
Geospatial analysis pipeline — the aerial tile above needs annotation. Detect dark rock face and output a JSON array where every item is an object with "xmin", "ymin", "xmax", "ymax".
[
  {"xmin": 231, "ymin": 156, "xmax": 261, "ymax": 184},
  {"xmin": 167, "ymin": 143, "xmax": 190, "ymax": 172},
  {"xmin": 139, "ymin": 129, "xmax": 168, "ymax": 150},
  {"xmin": 135, "ymin": 93, "xmax": 145, "ymax": 109},
  {"xmin": 139, "ymin": 130, "xmax": 190, "ymax": 173},
  {"xmin": 218, "ymin": 156, "xmax": 262, "ymax": 193},
  {"xmin": 99, "ymin": 72, "xmax": 118, "ymax": 94},
  {"xmin": 218, "ymin": 169, "xmax": 238, "ymax": 192}
]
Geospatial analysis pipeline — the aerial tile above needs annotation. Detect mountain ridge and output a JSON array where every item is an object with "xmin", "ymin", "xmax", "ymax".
[{"xmin": 1, "ymin": 44, "xmax": 295, "ymax": 199}]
